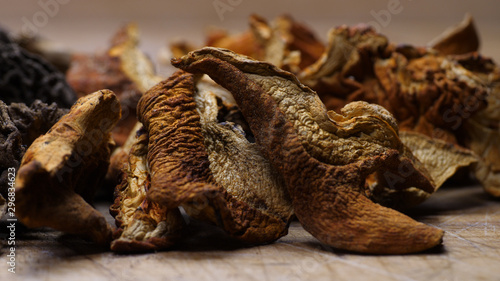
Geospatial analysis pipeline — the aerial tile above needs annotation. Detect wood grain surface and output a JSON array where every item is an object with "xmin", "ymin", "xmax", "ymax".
[{"xmin": 1, "ymin": 184, "xmax": 499, "ymax": 281}]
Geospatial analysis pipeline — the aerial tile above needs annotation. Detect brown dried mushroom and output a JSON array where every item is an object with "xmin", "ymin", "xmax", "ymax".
[
  {"xmin": 110, "ymin": 127, "xmax": 185, "ymax": 252},
  {"xmin": 428, "ymin": 14, "xmax": 479, "ymax": 56},
  {"xmin": 169, "ymin": 14, "xmax": 324, "ymax": 73},
  {"xmin": 67, "ymin": 23, "xmax": 161, "ymax": 146},
  {"xmin": 248, "ymin": 14, "xmax": 325, "ymax": 72},
  {"xmin": 15, "ymin": 90, "xmax": 121, "ymax": 244},
  {"xmin": 172, "ymin": 47, "xmax": 443, "ymax": 254},
  {"xmin": 433, "ymin": 27, "xmax": 500, "ymax": 197},
  {"xmin": 132, "ymin": 70, "xmax": 292, "ymax": 248},
  {"xmin": 297, "ymin": 23, "xmax": 498, "ymax": 198}
]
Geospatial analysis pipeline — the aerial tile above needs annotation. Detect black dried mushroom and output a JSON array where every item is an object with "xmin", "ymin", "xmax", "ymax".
[
  {"xmin": 0, "ymin": 28, "xmax": 76, "ymax": 108},
  {"xmin": 0, "ymin": 100, "xmax": 68, "ymax": 198}
]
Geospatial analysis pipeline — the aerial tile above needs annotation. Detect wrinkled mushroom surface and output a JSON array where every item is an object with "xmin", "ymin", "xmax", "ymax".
[
  {"xmin": 129, "ymin": 70, "xmax": 293, "ymax": 247},
  {"xmin": 173, "ymin": 47, "xmax": 443, "ymax": 254},
  {"xmin": 298, "ymin": 23, "xmax": 499, "ymax": 197},
  {"xmin": 0, "ymin": 100, "xmax": 68, "ymax": 202},
  {"xmin": 15, "ymin": 90, "xmax": 121, "ymax": 244},
  {"xmin": 0, "ymin": 28, "xmax": 76, "ymax": 108}
]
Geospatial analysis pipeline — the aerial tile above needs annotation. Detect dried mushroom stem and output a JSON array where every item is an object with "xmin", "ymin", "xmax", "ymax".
[
  {"xmin": 136, "ymin": 71, "xmax": 292, "ymax": 245},
  {"xmin": 110, "ymin": 128, "xmax": 184, "ymax": 252},
  {"xmin": 15, "ymin": 90, "xmax": 121, "ymax": 244},
  {"xmin": 172, "ymin": 47, "xmax": 443, "ymax": 254}
]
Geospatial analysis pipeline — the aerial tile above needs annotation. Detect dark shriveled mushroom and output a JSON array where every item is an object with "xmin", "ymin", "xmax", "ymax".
[{"xmin": 172, "ymin": 47, "xmax": 443, "ymax": 254}]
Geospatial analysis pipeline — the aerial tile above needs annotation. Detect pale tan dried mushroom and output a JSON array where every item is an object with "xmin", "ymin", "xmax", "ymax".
[
  {"xmin": 371, "ymin": 131, "xmax": 478, "ymax": 209},
  {"xmin": 15, "ymin": 90, "xmax": 121, "ymax": 244},
  {"xmin": 110, "ymin": 127, "xmax": 185, "ymax": 252}
]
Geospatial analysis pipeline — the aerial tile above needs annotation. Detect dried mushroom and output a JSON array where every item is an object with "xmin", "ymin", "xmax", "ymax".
[
  {"xmin": 110, "ymin": 127, "xmax": 184, "ymax": 252},
  {"xmin": 372, "ymin": 131, "xmax": 478, "ymax": 209},
  {"xmin": 133, "ymin": 70, "xmax": 292, "ymax": 247},
  {"xmin": 428, "ymin": 14, "xmax": 479, "ymax": 56},
  {"xmin": 169, "ymin": 14, "xmax": 324, "ymax": 73},
  {"xmin": 298, "ymin": 23, "xmax": 497, "ymax": 198},
  {"xmin": 0, "ymin": 100, "xmax": 68, "ymax": 203},
  {"xmin": 15, "ymin": 90, "xmax": 121, "ymax": 244},
  {"xmin": 454, "ymin": 54, "xmax": 500, "ymax": 197},
  {"xmin": 0, "ymin": 28, "xmax": 76, "ymax": 108},
  {"xmin": 433, "ymin": 25, "xmax": 500, "ymax": 197},
  {"xmin": 173, "ymin": 47, "xmax": 443, "ymax": 254},
  {"xmin": 249, "ymin": 14, "xmax": 324, "ymax": 72},
  {"xmin": 15, "ymin": 34, "xmax": 73, "ymax": 73},
  {"xmin": 67, "ymin": 23, "xmax": 161, "ymax": 146}
]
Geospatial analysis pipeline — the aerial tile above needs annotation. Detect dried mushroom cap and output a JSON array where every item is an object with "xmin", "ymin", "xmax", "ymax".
[
  {"xmin": 194, "ymin": 74, "xmax": 292, "ymax": 225},
  {"xmin": 297, "ymin": 24, "xmax": 494, "ymax": 200},
  {"xmin": 15, "ymin": 90, "xmax": 121, "ymax": 244},
  {"xmin": 110, "ymin": 128, "xmax": 184, "ymax": 252},
  {"xmin": 206, "ymin": 28, "xmax": 262, "ymax": 60},
  {"xmin": 372, "ymin": 131, "xmax": 478, "ymax": 209},
  {"xmin": 375, "ymin": 53, "xmax": 487, "ymax": 142},
  {"xmin": 169, "ymin": 14, "xmax": 323, "ymax": 72},
  {"xmin": 399, "ymin": 131, "xmax": 478, "ymax": 188},
  {"xmin": 450, "ymin": 53, "xmax": 500, "ymax": 197},
  {"xmin": 299, "ymin": 25, "xmax": 388, "ymax": 92},
  {"xmin": 66, "ymin": 23, "xmax": 161, "ymax": 146},
  {"xmin": 0, "ymin": 29, "xmax": 76, "ymax": 108},
  {"xmin": 137, "ymin": 70, "xmax": 292, "ymax": 245},
  {"xmin": 250, "ymin": 14, "xmax": 324, "ymax": 71},
  {"xmin": 172, "ymin": 47, "xmax": 443, "ymax": 254},
  {"xmin": 428, "ymin": 14, "xmax": 479, "ymax": 55},
  {"xmin": 465, "ymin": 118, "xmax": 500, "ymax": 197},
  {"xmin": 298, "ymin": 25, "xmax": 488, "ymax": 142},
  {"xmin": 0, "ymin": 100, "xmax": 67, "ymax": 200}
]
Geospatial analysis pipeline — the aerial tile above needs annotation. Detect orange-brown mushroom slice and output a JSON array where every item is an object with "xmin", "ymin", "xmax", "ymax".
[
  {"xmin": 15, "ymin": 90, "xmax": 121, "ymax": 244},
  {"xmin": 249, "ymin": 14, "xmax": 325, "ymax": 72},
  {"xmin": 110, "ymin": 127, "xmax": 184, "ymax": 252},
  {"xmin": 428, "ymin": 14, "xmax": 479, "ymax": 55},
  {"xmin": 172, "ymin": 47, "xmax": 443, "ymax": 254},
  {"xmin": 137, "ymin": 70, "xmax": 292, "ymax": 245}
]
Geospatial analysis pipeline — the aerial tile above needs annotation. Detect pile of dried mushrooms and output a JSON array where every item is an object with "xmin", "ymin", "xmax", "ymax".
[{"xmin": 2, "ymin": 14, "xmax": 499, "ymax": 255}]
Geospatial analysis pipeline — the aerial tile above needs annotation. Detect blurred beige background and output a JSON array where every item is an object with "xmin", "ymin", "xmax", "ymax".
[{"xmin": 1, "ymin": 0, "xmax": 499, "ymax": 74}]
